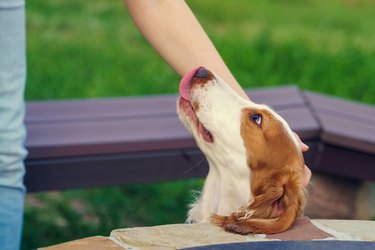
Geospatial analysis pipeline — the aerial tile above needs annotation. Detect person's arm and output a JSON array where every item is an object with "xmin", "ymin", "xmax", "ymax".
[{"xmin": 124, "ymin": 0, "xmax": 248, "ymax": 99}]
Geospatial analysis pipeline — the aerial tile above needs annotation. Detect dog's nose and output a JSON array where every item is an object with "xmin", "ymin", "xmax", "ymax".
[{"xmin": 194, "ymin": 67, "xmax": 209, "ymax": 78}]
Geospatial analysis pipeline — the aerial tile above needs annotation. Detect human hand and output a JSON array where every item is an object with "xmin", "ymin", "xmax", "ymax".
[{"xmin": 293, "ymin": 132, "xmax": 312, "ymax": 187}]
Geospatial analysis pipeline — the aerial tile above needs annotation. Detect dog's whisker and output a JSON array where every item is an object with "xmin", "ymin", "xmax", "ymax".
[
  {"xmin": 276, "ymin": 109, "xmax": 287, "ymax": 114},
  {"xmin": 183, "ymin": 157, "xmax": 206, "ymax": 175}
]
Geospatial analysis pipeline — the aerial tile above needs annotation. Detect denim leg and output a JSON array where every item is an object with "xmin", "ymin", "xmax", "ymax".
[
  {"xmin": 0, "ymin": 1, "xmax": 27, "ymax": 249},
  {"xmin": 0, "ymin": 188, "xmax": 25, "ymax": 250}
]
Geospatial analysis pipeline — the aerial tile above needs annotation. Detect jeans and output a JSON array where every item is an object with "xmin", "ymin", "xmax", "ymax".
[{"xmin": 0, "ymin": 0, "xmax": 27, "ymax": 249}]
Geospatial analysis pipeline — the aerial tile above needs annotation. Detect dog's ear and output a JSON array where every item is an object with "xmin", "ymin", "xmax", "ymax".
[{"xmin": 212, "ymin": 171, "xmax": 306, "ymax": 234}]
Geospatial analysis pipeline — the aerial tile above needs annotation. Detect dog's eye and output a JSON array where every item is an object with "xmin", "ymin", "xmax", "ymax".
[{"xmin": 251, "ymin": 114, "xmax": 262, "ymax": 125}]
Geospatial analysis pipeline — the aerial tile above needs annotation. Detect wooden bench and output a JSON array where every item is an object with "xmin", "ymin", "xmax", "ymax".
[
  {"xmin": 305, "ymin": 92, "xmax": 375, "ymax": 180},
  {"xmin": 24, "ymin": 86, "xmax": 375, "ymax": 192}
]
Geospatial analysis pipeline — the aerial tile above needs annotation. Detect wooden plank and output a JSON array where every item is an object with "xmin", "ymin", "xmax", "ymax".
[
  {"xmin": 25, "ymin": 140, "xmax": 319, "ymax": 192},
  {"xmin": 25, "ymin": 149, "xmax": 208, "ymax": 192},
  {"xmin": 25, "ymin": 86, "xmax": 305, "ymax": 124},
  {"xmin": 305, "ymin": 92, "xmax": 375, "ymax": 125},
  {"xmin": 305, "ymin": 91, "xmax": 375, "ymax": 155},
  {"xmin": 304, "ymin": 90, "xmax": 375, "ymax": 179},
  {"xmin": 26, "ymin": 105, "xmax": 317, "ymax": 159},
  {"xmin": 26, "ymin": 116, "xmax": 194, "ymax": 159},
  {"xmin": 316, "ymin": 144, "xmax": 375, "ymax": 181},
  {"xmin": 302, "ymin": 141, "xmax": 320, "ymax": 171},
  {"xmin": 278, "ymin": 106, "xmax": 320, "ymax": 140},
  {"xmin": 317, "ymin": 113, "xmax": 375, "ymax": 155},
  {"xmin": 25, "ymin": 95, "xmax": 178, "ymax": 124},
  {"xmin": 26, "ymin": 86, "xmax": 312, "ymax": 159},
  {"xmin": 246, "ymin": 85, "xmax": 306, "ymax": 109}
]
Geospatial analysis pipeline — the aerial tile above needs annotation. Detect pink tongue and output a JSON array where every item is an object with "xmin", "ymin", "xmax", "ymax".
[{"xmin": 179, "ymin": 66, "xmax": 203, "ymax": 101}]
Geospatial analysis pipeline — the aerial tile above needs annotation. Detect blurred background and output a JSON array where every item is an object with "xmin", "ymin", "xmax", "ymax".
[{"xmin": 24, "ymin": 0, "xmax": 375, "ymax": 249}]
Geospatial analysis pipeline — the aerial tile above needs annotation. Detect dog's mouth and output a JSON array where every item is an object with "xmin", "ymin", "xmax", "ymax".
[{"xmin": 179, "ymin": 67, "xmax": 214, "ymax": 143}]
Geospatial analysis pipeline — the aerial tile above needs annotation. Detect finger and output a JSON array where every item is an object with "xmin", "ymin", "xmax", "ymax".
[
  {"xmin": 302, "ymin": 165, "xmax": 312, "ymax": 187},
  {"xmin": 293, "ymin": 132, "xmax": 309, "ymax": 152}
]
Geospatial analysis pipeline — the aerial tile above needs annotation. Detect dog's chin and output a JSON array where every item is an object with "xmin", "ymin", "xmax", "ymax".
[{"xmin": 178, "ymin": 97, "xmax": 214, "ymax": 144}]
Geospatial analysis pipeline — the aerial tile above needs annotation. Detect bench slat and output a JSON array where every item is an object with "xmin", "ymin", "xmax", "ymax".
[
  {"xmin": 305, "ymin": 92, "xmax": 375, "ymax": 125},
  {"xmin": 25, "ymin": 86, "xmax": 305, "ymax": 124},
  {"xmin": 278, "ymin": 106, "xmax": 320, "ymax": 140},
  {"xmin": 316, "ymin": 144, "xmax": 375, "ymax": 180},
  {"xmin": 25, "ymin": 149, "xmax": 208, "ymax": 192},
  {"xmin": 27, "ymin": 116, "xmax": 193, "ymax": 159},
  {"xmin": 26, "ymin": 105, "xmax": 317, "ymax": 159},
  {"xmin": 318, "ymin": 113, "xmax": 375, "ymax": 154},
  {"xmin": 305, "ymin": 92, "xmax": 375, "ymax": 154},
  {"xmin": 247, "ymin": 86, "xmax": 306, "ymax": 108},
  {"xmin": 25, "ymin": 95, "xmax": 178, "ymax": 124}
]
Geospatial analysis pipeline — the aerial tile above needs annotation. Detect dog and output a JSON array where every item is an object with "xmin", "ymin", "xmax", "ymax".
[{"xmin": 177, "ymin": 67, "xmax": 306, "ymax": 234}]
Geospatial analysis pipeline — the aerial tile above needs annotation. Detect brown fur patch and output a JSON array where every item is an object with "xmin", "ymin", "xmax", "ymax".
[
  {"xmin": 212, "ymin": 108, "xmax": 306, "ymax": 234},
  {"xmin": 192, "ymin": 101, "xmax": 200, "ymax": 112}
]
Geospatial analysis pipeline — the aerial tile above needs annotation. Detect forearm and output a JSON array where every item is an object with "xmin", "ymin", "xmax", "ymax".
[{"xmin": 124, "ymin": 0, "xmax": 248, "ymax": 99}]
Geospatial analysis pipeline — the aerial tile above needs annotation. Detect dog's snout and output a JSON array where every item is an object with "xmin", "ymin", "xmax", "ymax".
[{"xmin": 194, "ymin": 67, "xmax": 209, "ymax": 78}]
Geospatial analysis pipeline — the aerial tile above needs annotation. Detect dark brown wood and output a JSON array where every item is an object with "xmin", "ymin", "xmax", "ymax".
[
  {"xmin": 26, "ymin": 116, "xmax": 194, "ymax": 159},
  {"xmin": 278, "ymin": 106, "xmax": 320, "ymax": 140},
  {"xmin": 25, "ymin": 149, "xmax": 208, "ymax": 192},
  {"xmin": 25, "ymin": 87, "xmax": 306, "ymax": 122},
  {"xmin": 305, "ymin": 92, "xmax": 375, "ymax": 125},
  {"xmin": 24, "ymin": 86, "xmax": 375, "ymax": 192},
  {"xmin": 314, "ymin": 143, "xmax": 375, "ymax": 181},
  {"xmin": 246, "ymin": 86, "xmax": 306, "ymax": 108},
  {"xmin": 302, "ymin": 141, "xmax": 320, "ymax": 171},
  {"xmin": 318, "ymin": 113, "xmax": 375, "ymax": 154},
  {"xmin": 26, "ymin": 86, "xmax": 316, "ymax": 159},
  {"xmin": 25, "ymin": 140, "xmax": 319, "ymax": 193},
  {"xmin": 25, "ymin": 86, "xmax": 304, "ymax": 124},
  {"xmin": 25, "ymin": 95, "xmax": 178, "ymax": 124},
  {"xmin": 305, "ymin": 92, "xmax": 375, "ymax": 154},
  {"xmin": 26, "ymin": 106, "xmax": 317, "ymax": 160}
]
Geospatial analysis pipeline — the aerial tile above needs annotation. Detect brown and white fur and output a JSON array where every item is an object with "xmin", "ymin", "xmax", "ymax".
[{"xmin": 177, "ymin": 67, "xmax": 306, "ymax": 234}]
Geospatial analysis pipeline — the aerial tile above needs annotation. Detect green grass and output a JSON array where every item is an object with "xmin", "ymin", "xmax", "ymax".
[
  {"xmin": 26, "ymin": 0, "xmax": 375, "ymax": 103},
  {"xmin": 24, "ymin": 0, "xmax": 375, "ymax": 249},
  {"xmin": 24, "ymin": 180, "xmax": 203, "ymax": 249}
]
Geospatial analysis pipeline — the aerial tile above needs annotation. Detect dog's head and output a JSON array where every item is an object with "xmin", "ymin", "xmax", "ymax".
[{"xmin": 177, "ymin": 67, "xmax": 306, "ymax": 234}]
